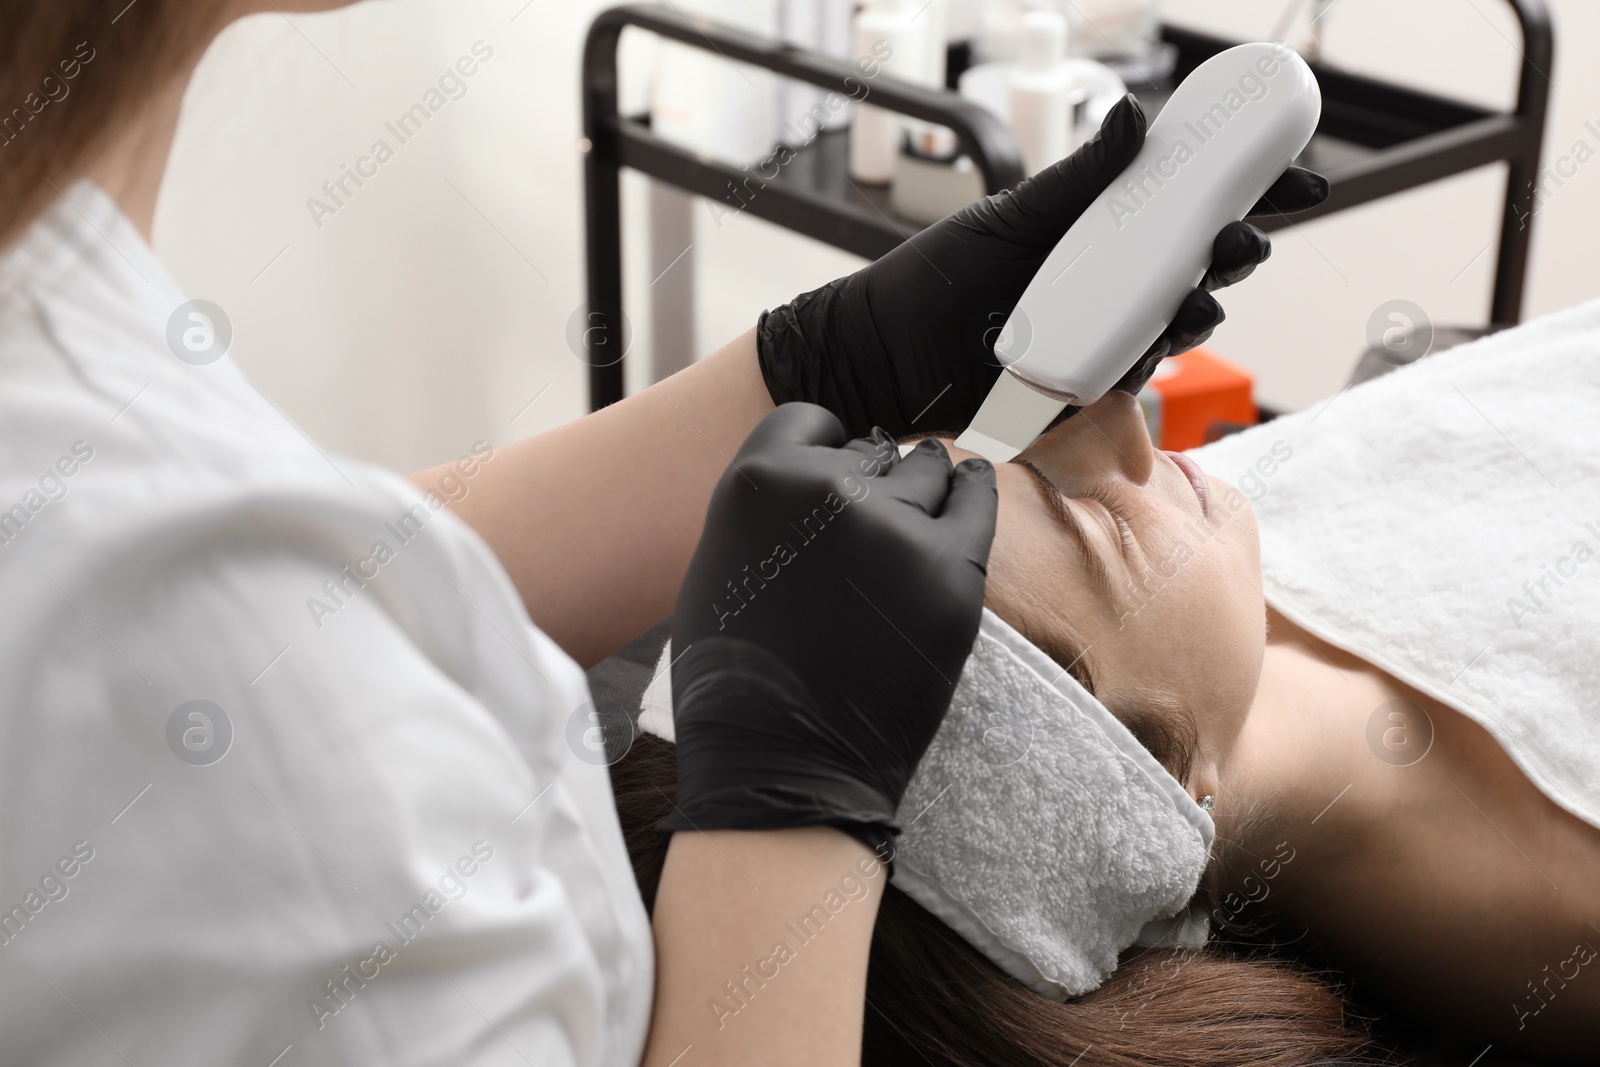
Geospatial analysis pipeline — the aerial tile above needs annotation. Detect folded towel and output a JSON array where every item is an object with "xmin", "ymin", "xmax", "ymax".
[
  {"xmin": 638, "ymin": 608, "xmax": 1216, "ymax": 998},
  {"xmin": 1191, "ymin": 297, "xmax": 1600, "ymax": 830}
]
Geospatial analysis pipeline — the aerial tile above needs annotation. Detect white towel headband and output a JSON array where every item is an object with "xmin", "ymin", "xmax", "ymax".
[{"xmin": 637, "ymin": 608, "xmax": 1215, "ymax": 998}]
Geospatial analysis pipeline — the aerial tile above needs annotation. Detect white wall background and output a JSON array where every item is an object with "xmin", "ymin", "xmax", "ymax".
[{"xmin": 155, "ymin": 0, "xmax": 1600, "ymax": 473}]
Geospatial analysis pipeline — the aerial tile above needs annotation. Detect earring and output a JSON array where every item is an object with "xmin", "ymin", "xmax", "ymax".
[{"xmin": 1198, "ymin": 795, "xmax": 1215, "ymax": 812}]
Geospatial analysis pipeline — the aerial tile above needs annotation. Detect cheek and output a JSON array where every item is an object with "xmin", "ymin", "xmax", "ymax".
[
  {"xmin": 1196, "ymin": 481, "xmax": 1262, "ymax": 604},
  {"xmin": 1111, "ymin": 511, "xmax": 1265, "ymax": 730},
  {"xmin": 1212, "ymin": 480, "xmax": 1259, "ymax": 555},
  {"xmin": 1194, "ymin": 495, "xmax": 1262, "ymax": 623},
  {"xmin": 1188, "ymin": 514, "xmax": 1267, "ymax": 731}
]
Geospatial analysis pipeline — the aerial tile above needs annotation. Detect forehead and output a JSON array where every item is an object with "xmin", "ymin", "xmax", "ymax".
[
  {"xmin": 938, "ymin": 438, "xmax": 981, "ymax": 464},
  {"xmin": 927, "ymin": 438, "xmax": 1042, "ymax": 500},
  {"xmin": 921, "ymin": 438, "xmax": 1098, "ymax": 581}
]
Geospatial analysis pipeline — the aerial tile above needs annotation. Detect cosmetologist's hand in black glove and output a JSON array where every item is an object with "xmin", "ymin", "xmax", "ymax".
[
  {"xmin": 757, "ymin": 93, "xmax": 1330, "ymax": 438},
  {"xmin": 664, "ymin": 403, "xmax": 997, "ymax": 857}
]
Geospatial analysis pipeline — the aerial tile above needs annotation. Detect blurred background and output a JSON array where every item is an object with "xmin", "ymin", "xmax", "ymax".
[{"xmin": 153, "ymin": 0, "xmax": 1599, "ymax": 473}]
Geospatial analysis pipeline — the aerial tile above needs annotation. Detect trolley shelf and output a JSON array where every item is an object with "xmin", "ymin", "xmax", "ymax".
[{"xmin": 582, "ymin": 1, "xmax": 1552, "ymax": 410}]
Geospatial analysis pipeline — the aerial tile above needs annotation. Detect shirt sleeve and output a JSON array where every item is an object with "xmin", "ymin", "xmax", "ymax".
[{"xmin": 0, "ymin": 492, "xmax": 652, "ymax": 1067}]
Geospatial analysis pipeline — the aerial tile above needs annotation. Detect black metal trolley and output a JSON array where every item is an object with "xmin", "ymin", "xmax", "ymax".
[{"xmin": 580, "ymin": 1, "xmax": 1553, "ymax": 411}]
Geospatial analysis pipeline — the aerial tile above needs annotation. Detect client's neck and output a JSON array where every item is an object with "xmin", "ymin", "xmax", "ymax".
[{"xmin": 1207, "ymin": 609, "xmax": 1403, "ymax": 920}]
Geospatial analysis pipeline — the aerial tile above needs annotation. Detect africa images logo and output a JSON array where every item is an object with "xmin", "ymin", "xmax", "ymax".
[{"xmin": 166, "ymin": 700, "xmax": 233, "ymax": 767}]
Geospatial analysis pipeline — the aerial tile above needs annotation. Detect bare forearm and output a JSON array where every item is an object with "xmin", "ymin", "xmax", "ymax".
[
  {"xmin": 644, "ymin": 828, "xmax": 886, "ymax": 1067},
  {"xmin": 411, "ymin": 329, "xmax": 772, "ymax": 667}
]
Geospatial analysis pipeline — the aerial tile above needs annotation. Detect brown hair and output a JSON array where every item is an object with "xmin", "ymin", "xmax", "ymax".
[
  {"xmin": 0, "ymin": 3, "xmax": 222, "ymax": 248},
  {"xmin": 612, "ymin": 733, "xmax": 1381, "ymax": 1067}
]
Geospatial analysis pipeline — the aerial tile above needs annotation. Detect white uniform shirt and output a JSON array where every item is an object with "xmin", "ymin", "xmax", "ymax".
[{"xmin": 0, "ymin": 184, "xmax": 653, "ymax": 1066}]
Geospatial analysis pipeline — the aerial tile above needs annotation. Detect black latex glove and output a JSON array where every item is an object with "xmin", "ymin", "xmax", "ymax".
[
  {"xmin": 664, "ymin": 404, "xmax": 997, "ymax": 857},
  {"xmin": 757, "ymin": 93, "xmax": 1331, "ymax": 438}
]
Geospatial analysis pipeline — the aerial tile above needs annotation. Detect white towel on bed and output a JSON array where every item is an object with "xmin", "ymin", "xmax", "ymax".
[
  {"xmin": 1191, "ymin": 297, "xmax": 1600, "ymax": 830},
  {"xmin": 638, "ymin": 608, "xmax": 1216, "ymax": 999}
]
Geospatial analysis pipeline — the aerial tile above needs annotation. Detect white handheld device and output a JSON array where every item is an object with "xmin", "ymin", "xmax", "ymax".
[{"xmin": 955, "ymin": 42, "xmax": 1322, "ymax": 462}]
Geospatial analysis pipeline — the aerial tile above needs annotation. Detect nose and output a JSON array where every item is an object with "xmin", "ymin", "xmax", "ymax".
[{"xmin": 1020, "ymin": 390, "xmax": 1156, "ymax": 488}]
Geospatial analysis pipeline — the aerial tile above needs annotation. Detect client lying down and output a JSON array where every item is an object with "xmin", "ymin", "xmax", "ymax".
[{"xmin": 619, "ymin": 299, "xmax": 1600, "ymax": 1066}]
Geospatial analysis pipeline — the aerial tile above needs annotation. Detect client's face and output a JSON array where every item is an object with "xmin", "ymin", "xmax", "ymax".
[{"xmin": 939, "ymin": 390, "xmax": 1266, "ymax": 787}]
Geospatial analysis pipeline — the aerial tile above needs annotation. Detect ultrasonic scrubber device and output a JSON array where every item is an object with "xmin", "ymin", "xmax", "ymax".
[{"xmin": 955, "ymin": 42, "xmax": 1322, "ymax": 462}]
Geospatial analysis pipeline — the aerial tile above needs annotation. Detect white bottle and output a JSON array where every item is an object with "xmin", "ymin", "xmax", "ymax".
[
  {"xmin": 956, "ymin": 42, "xmax": 1322, "ymax": 462},
  {"xmin": 819, "ymin": 0, "xmax": 854, "ymax": 59},
  {"xmin": 945, "ymin": 0, "xmax": 984, "ymax": 45},
  {"xmin": 920, "ymin": 0, "xmax": 950, "ymax": 87},
  {"xmin": 977, "ymin": 0, "xmax": 1026, "ymax": 64},
  {"xmin": 651, "ymin": 0, "xmax": 781, "ymax": 165},
  {"xmin": 779, "ymin": 0, "xmax": 825, "ymax": 147},
  {"xmin": 1067, "ymin": 0, "xmax": 1161, "ymax": 64},
  {"xmin": 849, "ymin": 0, "xmax": 927, "ymax": 184},
  {"xmin": 1009, "ymin": 11, "xmax": 1075, "ymax": 176}
]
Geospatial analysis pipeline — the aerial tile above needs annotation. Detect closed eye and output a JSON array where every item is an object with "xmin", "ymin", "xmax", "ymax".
[
  {"xmin": 1012, "ymin": 459, "xmax": 1120, "ymax": 594},
  {"xmin": 1011, "ymin": 459, "xmax": 1139, "ymax": 593},
  {"xmin": 1081, "ymin": 484, "xmax": 1137, "ymax": 559}
]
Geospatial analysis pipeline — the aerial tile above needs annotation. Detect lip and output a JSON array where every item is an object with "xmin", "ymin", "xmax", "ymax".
[{"xmin": 1165, "ymin": 450, "xmax": 1212, "ymax": 518}]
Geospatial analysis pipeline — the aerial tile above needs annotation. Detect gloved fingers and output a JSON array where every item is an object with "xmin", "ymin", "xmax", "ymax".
[
  {"xmin": 840, "ymin": 426, "xmax": 899, "ymax": 465},
  {"xmin": 880, "ymin": 437, "xmax": 955, "ymax": 515},
  {"xmin": 736, "ymin": 402, "xmax": 846, "ymax": 461},
  {"xmin": 1115, "ymin": 289, "xmax": 1224, "ymax": 394},
  {"xmin": 1202, "ymin": 221, "xmax": 1271, "ymax": 291},
  {"xmin": 1161, "ymin": 288, "xmax": 1225, "ymax": 356},
  {"xmin": 838, "ymin": 430, "xmax": 902, "ymax": 491},
  {"xmin": 986, "ymin": 94, "xmax": 1147, "ymax": 242},
  {"xmin": 1113, "ymin": 342, "xmax": 1169, "ymax": 395},
  {"xmin": 939, "ymin": 459, "xmax": 999, "ymax": 568},
  {"xmin": 1246, "ymin": 165, "xmax": 1330, "ymax": 217}
]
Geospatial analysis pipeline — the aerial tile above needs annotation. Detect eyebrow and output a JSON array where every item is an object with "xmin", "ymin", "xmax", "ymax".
[{"xmin": 1010, "ymin": 458, "xmax": 1118, "ymax": 597}]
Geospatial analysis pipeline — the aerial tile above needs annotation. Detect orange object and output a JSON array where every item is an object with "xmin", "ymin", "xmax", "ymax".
[{"xmin": 1136, "ymin": 346, "xmax": 1256, "ymax": 451}]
